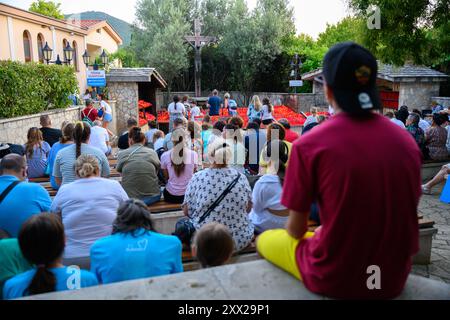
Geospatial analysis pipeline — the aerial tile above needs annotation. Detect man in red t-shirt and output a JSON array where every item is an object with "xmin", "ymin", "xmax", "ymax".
[
  {"xmin": 278, "ymin": 118, "xmax": 299, "ymax": 143},
  {"xmin": 81, "ymin": 99, "xmax": 98, "ymax": 124},
  {"xmin": 257, "ymin": 42, "xmax": 421, "ymax": 299}
]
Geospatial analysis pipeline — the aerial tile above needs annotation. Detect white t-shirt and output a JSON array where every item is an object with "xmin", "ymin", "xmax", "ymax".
[
  {"xmin": 50, "ymin": 178, "xmax": 129, "ymax": 258},
  {"xmin": 419, "ymin": 119, "xmax": 431, "ymax": 132},
  {"xmin": 391, "ymin": 118, "xmax": 405, "ymax": 129},
  {"xmin": 101, "ymin": 100, "xmax": 112, "ymax": 114},
  {"xmin": 261, "ymin": 105, "xmax": 274, "ymax": 121},
  {"xmin": 190, "ymin": 106, "xmax": 201, "ymax": 121},
  {"xmin": 154, "ymin": 138, "xmax": 165, "ymax": 151},
  {"xmin": 145, "ymin": 128, "xmax": 158, "ymax": 144},
  {"xmin": 168, "ymin": 102, "xmax": 185, "ymax": 115},
  {"xmin": 89, "ymin": 126, "xmax": 110, "ymax": 154}
]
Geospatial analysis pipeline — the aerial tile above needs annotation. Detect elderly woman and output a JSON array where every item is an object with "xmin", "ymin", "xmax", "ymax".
[
  {"xmin": 182, "ymin": 138, "xmax": 254, "ymax": 251},
  {"xmin": 90, "ymin": 199, "xmax": 182, "ymax": 284},
  {"xmin": 406, "ymin": 113, "xmax": 425, "ymax": 151},
  {"xmin": 424, "ymin": 113, "xmax": 449, "ymax": 160},
  {"xmin": 51, "ymin": 154, "xmax": 129, "ymax": 269}
]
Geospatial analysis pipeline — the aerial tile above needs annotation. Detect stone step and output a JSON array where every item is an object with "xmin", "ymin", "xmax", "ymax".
[{"xmin": 21, "ymin": 260, "xmax": 450, "ymax": 300}]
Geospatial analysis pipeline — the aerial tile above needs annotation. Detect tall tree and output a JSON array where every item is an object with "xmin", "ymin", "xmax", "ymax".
[
  {"xmin": 347, "ymin": 0, "xmax": 450, "ymax": 69},
  {"xmin": 132, "ymin": 0, "xmax": 192, "ymax": 90},
  {"xmin": 317, "ymin": 17, "xmax": 365, "ymax": 48},
  {"xmin": 29, "ymin": 0, "xmax": 64, "ymax": 20}
]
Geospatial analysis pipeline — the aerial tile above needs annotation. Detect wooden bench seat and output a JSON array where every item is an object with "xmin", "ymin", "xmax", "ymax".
[
  {"xmin": 29, "ymin": 177, "xmax": 50, "ymax": 183},
  {"xmin": 148, "ymin": 201, "xmax": 181, "ymax": 213}
]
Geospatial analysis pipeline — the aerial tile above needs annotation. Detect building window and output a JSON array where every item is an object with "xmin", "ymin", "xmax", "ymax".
[
  {"xmin": 23, "ymin": 30, "xmax": 32, "ymax": 62},
  {"xmin": 72, "ymin": 41, "xmax": 79, "ymax": 72},
  {"xmin": 37, "ymin": 34, "xmax": 45, "ymax": 63}
]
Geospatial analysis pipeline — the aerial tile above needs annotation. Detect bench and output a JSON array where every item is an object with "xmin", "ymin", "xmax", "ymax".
[
  {"xmin": 148, "ymin": 201, "xmax": 182, "ymax": 214},
  {"xmin": 22, "ymin": 259, "xmax": 450, "ymax": 300}
]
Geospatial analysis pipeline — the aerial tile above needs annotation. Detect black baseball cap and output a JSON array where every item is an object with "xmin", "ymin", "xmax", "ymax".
[{"xmin": 323, "ymin": 42, "xmax": 381, "ymax": 114}]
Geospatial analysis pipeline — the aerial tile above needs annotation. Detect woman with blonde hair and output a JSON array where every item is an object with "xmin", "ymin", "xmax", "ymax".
[
  {"xmin": 51, "ymin": 154, "xmax": 128, "ymax": 269},
  {"xmin": 248, "ymin": 95, "xmax": 262, "ymax": 123},
  {"xmin": 23, "ymin": 127, "xmax": 51, "ymax": 178},
  {"xmin": 180, "ymin": 138, "xmax": 254, "ymax": 251},
  {"xmin": 160, "ymin": 128, "xmax": 198, "ymax": 204}
]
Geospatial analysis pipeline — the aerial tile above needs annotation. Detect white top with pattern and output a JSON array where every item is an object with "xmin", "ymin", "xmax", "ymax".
[{"xmin": 183, "ymin": 167, "xmax": 254, "ymax": 251}]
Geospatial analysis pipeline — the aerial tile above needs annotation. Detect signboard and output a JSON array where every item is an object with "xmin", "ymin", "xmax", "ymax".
[
  {"xmin": 289, "ymin": 80, "xmax": 303, "ymax": 87},
  {"xmin": 87, "ymin": 70, "xmax": 106, "ymax": 87}
]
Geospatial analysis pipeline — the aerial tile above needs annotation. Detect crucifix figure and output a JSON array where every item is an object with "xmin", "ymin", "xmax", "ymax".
[{"xmin": 184, "ymin": 19, "xmax": 217, "ymax": 97}]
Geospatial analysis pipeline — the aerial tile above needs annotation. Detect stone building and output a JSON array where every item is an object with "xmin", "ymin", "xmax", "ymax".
[
  {"xmin": 302, "ymin": 63, "xmax": 449, "ymax": 110},
  {"xmin": 106, "ymin": 68, "xmax": 167, "ymax": 134}
]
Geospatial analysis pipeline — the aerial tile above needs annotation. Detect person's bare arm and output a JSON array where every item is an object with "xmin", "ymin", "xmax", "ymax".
[
  {"xmin": 182, "ymin": 204, "xmax": 189, "ymax": 216},
  {"xmin": 55, "ymin": 177, "xmax": 62, "ymax": 187},
  {"xmin": 162, "ymin": 169, "xmax": 169, "ymax": 181},
  {"xmin": 286, "ymin": 210, "xmax": 309, "ymax": 239},
  {"xmin": 246, "ymin": 200, "xmax": 253, "ymax": 213}
]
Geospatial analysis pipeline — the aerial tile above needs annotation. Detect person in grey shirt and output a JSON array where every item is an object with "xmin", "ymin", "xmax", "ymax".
[
  {"xmin": 163, "ymin": 117, "xmax": 187, "ymax": 151},
  {"xmin": 117, "ymin": 127, "xmax": 161, "ymax": 205},
  {"xmin": 53, "ymin": 122, "xmax": 110, "ymax": 186}
]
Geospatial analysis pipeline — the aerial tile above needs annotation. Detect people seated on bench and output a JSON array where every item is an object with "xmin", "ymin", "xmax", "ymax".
[
  {"xmin": 23, "ymin": 127, "xmax": 51, "ymax": 179},
  {"xmin": 0, "ymin": 230, "xmax": 33, "ymax": 300},
  {"xmin": 223, "ymin": 124, "xmax": 246, "ymax": 173},
  {"xmin": 412, "ymin": 109, "xmax": 431, "ymax": 132},
  {"xmin": 187, "ymin": 121, "xmax": 203, "ymax": 170},
  {"xmin": 90, "ymin": 199, "xmax": 182, "ymax": 284},
  {"xmin": 0, "ymin": 154, "xmax": 51, "ymax": 237},
  {"xmin": 47, "ymin": 123, "xmax": 74, "ymax": 190},
  {"xmin": 39, "ymin": 114, "xmax": 62, "ymax": 147},
  {"xmin": 192, "ymin": 223, "xmax": 234, "ymax": 268},
  {"xmin": 161, "ymin": 129, "xmax": 198, "ymax": 204},
  {"xmin": 257, "ymin": 42, "xmax": 422, "ymax": 299},
  {"xmin": 145, "ymin": 120, "xmax": 159, "ymax": 147},
  {"xmin": 118, "ymin": 118, "xmax": 138, "ymax": 150},
  {"xmin": 117, "ymin": 127, "xmax": 161, "ymax": 205},
  {"xmin": 259, "ymin": 123, "xmax": 292, "ymax": 175},
  {"xmin": 182, "ymin": 138, "xmax": 254, "ymax": 251},
  {"xmin": 50, "ymin": 155, "xmax": 128, "ymax": 269},
  {"xmin": 164, "ymin": 118, "xmax": 187, "ymax": 151},
  {"xmin": 424, "ymin": 113, "xmax": 449, "ymax": 161},
  {"xmin": 422, "ymin": 163, "xmax": 450, "ymax": 195},
  {"xmin": 88, "ymin": 120, "xmax": 112, "ymax": 156},
  {"xmin": 406, "ymin": 113, "xmax": 425, "ymax": 153},
  {"xmin": 2, "ymin": 213, "xmax": 98, "ymax": 300},
  {"xmin": 244, "ymin": 121, "xmax": 266, "ymax": 175},
  {"xmin": 249, "ymin": 140, "xmax": 289, "ymax": 234},
  {"xmin": 53, "ymin": 122, "xmax": 110, "ymax": 186}
]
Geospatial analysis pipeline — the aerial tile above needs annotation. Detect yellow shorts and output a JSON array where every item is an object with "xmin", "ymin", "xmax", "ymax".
[{"xmin": 256, "ymin": 229, "xmax": 314, "ymax": 281}]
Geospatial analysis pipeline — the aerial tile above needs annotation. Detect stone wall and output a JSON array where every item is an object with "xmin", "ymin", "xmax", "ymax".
[
  {"xmin": 399, "ymin": 82, "xmax": 441, "ymax": 109},
  {"xmin": 0, "ymin": 106, "xmax": 82, "ymax": 145},
  {"xmin": 108, "ymin": 82, "xmax": 139, "ymax": 135},
  {"xmin": 432, "ymin": 97, "xmax": 450, "ymax": 108}
]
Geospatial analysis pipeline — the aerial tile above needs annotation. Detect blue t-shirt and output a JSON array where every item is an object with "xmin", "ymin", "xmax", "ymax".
[
  {"xmin": 208, "ymin": 96, "xmax": 222, "ymax": 116},
  {"xmin": 47, "ymin": 142, "xmax": 72, "ymax": 190},
  {"xmin": 90, "ymin": 229, "xmax": 183, "ymax": 284},
  {"xmin": 3, "ymin": 266, "xmax": 98, "ymax": 299},
  {"xmin": 0, "ymin": 176, "xmax": 52, "ymax": 237}
]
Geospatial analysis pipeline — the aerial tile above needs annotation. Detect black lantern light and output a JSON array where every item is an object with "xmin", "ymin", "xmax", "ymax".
[
  {"xmin": 63, "ymin": 42, "xmax": 74, "ymax": 63},
  {"xmin": 42, "ymin": 42, "xmax": 72, "ymax": 65},
  {"xmin": 83, "ymin": 49, "xmax": 108, "ymax": 69}
]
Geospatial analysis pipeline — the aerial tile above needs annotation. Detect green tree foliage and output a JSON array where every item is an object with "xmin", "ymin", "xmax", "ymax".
[
  {"xmin": 132, "ymin": 0, "xmax": 192, "ymax": 89},
  {"xmin": 29, "ymin": 0, "xmax": 64, "ymax": 20},
  {"xmin": 0, "ymin": 61, "xmax": 78, "ymax": 118},
  {"xmin": 317, "ymin": 17, "xmax": 365, "ymax": 48},
  {"xmin": 348, "ymin": 0, "xmax": 450, "ymax": 69},
  {"xmin": 109, "ymin": 46, "xmax": 142, "ymax": 68}
]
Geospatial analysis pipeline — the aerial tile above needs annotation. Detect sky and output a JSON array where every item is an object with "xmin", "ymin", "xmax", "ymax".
[{"xmin": 3, "ymin": 0, "xmax": 350, "ymax": 39}]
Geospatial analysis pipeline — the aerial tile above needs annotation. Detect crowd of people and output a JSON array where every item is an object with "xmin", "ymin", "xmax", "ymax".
[{"xmin": 1, "ymin": 41, "xmax": 450, "ymax": 300}]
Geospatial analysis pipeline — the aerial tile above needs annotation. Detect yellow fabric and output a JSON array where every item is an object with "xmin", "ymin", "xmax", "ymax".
[
  {"xmin": 259, "ymin": 141, "xmax": 293, "ymax": 173},
  {"xmin": 256, "ymin": 229, "xmax": 314, "ymax": 280}
]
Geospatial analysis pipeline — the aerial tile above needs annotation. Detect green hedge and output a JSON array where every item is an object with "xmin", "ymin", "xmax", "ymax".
[{"xmin": 0, "ymin": 61, "xmax": 78, "ymax": 118}]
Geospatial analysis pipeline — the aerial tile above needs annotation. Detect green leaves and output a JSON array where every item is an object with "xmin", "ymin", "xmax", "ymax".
[
  {"xmin": 29, "ymin": 0, "xmax": 65, "ymax": 20},
  {"xmin": 0, "ymin": 61, "xmax": 78, "ymax": 119}
]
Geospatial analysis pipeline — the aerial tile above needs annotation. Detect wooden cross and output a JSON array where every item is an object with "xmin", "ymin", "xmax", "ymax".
[{"xmin": 184, "ymin": 19, "xmax": 217, "ymax": 97}]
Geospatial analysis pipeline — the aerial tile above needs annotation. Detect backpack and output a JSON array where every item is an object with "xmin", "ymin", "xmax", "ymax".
[{"xmin": 82, "ymin": 108, "xmax": 94, "ymax": 127}]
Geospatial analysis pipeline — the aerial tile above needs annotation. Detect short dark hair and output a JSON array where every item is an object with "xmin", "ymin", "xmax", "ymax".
[
  {"xmin": 193, "ymin": 223, "xmax": 234, "ymax": 268},
  {"xmin": 252, "ymin": 118, "xmax": 262, "ymax": 127},
  {"xmin": 213, "ymin": 120, "xmax": 226, "ymax": 132},
  {"xmin": 148, "ymin": 120, "xmax": 157, "ymax": 128},
  {"xmin": 412, "ymin": 109, "xmax": 422, "ymax": 118},
  {"xmin": 112, "ymin": 199, "xmax": 154, "ymax": 235},
  {"xmin": 434, "ymin": 113, "xmax": 447, "ymax": 126},
  {"xmin": 127, "ymin": 118, "xmax": 138, "ymax": 128},
  {"xmin": 278, "ymin": 118, "xmax": 291, "ymax": 129},
  {"xmin": 0, "ymin": 154, "xmax": 26, "ymax": 174},
  {"xmin": 246, "ymin": 122, "xmax": 260, "ymax": 130},
  {"xmin": 173, "ymin": 117, "xmax": 185, "ymax": 128},
  {"xmin": 85, "ymin": 99, "xmax": 92, "ymax": 107}
]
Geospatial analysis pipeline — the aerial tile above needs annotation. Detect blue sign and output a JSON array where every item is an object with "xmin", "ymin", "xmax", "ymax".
[{"xmin": 87, "ymin": 70, "xmax": 106, "ymax": 87}]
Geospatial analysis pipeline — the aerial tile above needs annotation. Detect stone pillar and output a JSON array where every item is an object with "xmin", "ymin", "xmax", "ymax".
[{"xmin": 107, "ymin": 82, "xmax": 139, "ymax": 135}]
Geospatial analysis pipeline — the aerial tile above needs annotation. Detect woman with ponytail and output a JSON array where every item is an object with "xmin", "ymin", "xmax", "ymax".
[
  {"xmin": 249, "ymin": 139, "xmax": 290, "ymax": 234},
  {"xmin": 47, "ymin": 123, "xmax": 74, "ymax": 190},
  {"xmin": 53, "ymin": 121, "xmax": 110, "ymax": 186},
  {"xmin": 261, "ymin": 97, "xmax": 275, "ymax": 126},
  {"xmin": 160, "ymin": 128, "xmax": 198, "ymax": 204},
  {"xmin": 51, "ymin": 155, "xmax": 128, "ymax": 269},
  {"xmin": 23, "ymin": 127, "xmax": 51, "ymax": 178},
  {"xmin": 2, "ymin": 213, "xmax": 97, "ymax": 299}
]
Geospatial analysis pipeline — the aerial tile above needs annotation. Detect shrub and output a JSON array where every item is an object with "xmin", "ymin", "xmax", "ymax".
[{"xmin": 0, "ymin": 61, "xmax": 78, "ymax": 118}]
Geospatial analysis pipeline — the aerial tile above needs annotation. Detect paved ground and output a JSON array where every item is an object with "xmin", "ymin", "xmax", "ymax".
[{"xmin": 412, "ymin": 183, "xmax": 450, "ymax": 283}]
